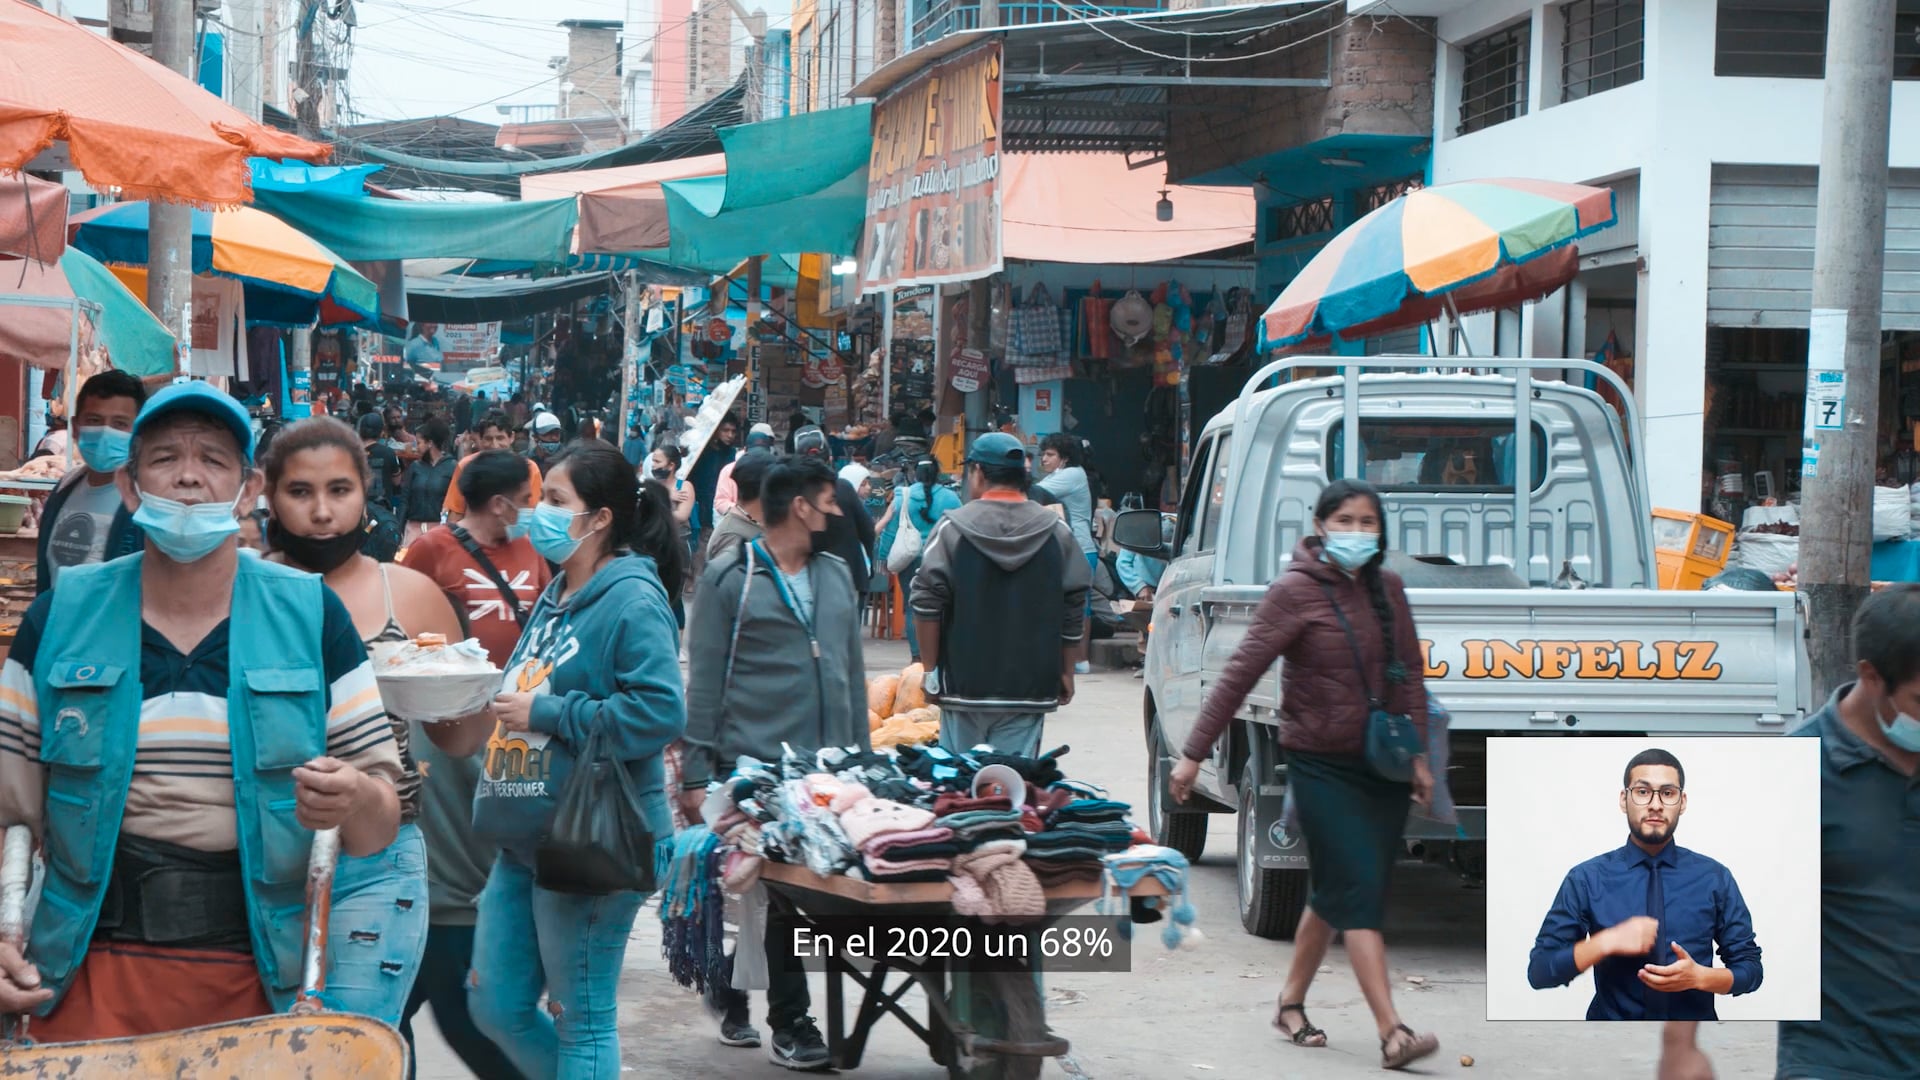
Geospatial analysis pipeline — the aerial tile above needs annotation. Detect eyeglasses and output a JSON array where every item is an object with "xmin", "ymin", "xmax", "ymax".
[{"xmin": 1627, "ymin": 785, "xmax": 1682, "ymax": 807}]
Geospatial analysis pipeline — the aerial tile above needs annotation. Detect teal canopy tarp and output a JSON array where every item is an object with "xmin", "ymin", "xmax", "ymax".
[
  {"xmin": 249, "ymin": 189, "xmax": 579, "ymax": 264},
  {"xmin": 62, "ymin": 248, "xmax": 178, "ymax": 377},
  {"xmin": 660, "ymin": 105, "xmax": 872, "ymax": 267}
]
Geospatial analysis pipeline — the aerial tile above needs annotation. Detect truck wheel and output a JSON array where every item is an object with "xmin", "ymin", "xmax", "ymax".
[
  {"xmin": 1236, "ymin": 762, "xmax": 1309, "ymax": 940},
  {"xmin": 1147, "ymin": 717, "xmax": 1207, "ymax": 861}
]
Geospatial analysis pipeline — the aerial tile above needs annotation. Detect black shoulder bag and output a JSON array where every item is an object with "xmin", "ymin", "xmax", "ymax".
[
  {"xmin": 1316, "ymin": 580, "xmax": 1423, "ymax": 783},
  {"xmin": 536, "ymin": 723, "xmax": 659, "ymax": 895},
  {"xmin": 449, "ymin": 525, "xmax": 529, "ymax": 629}
]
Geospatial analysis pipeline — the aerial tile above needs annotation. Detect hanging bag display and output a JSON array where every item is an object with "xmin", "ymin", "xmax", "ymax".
[
  {"xmin": 1315, "ymin": 580, "xmax": 1423, "ymax": 783},
  {"xmin": 536, "ymin": 723, "xmax": 660, "ymax": 895}
]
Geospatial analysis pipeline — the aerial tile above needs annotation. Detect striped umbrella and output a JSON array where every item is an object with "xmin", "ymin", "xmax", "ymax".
[
  {"xmin": 67, "ymin": 201, "xmax": 379, "ymax": 327},
  {"xmin": 1261, "ymin": 178, "xmax": 1616, "ymax": 351}
]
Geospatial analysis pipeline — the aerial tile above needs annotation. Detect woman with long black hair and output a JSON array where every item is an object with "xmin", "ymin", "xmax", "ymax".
[
  {"xmin": 1169, "ymin": 478, "xmax": 1439, "ymax": 1071},
  {"xmin": 467, "ymin": 439, "xmax": 685, "ymax": 1080},
  {"xmin": 880, "ymin": 458, "xmax": 960, "ymax": 663}
]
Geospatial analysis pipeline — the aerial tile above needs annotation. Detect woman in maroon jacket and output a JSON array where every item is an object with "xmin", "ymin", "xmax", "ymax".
[{"xmin": 1169, "ymin": 478, "xmax": 1439, "ymax": 1071}]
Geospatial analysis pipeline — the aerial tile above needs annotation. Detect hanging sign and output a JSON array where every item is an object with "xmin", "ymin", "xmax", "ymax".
[
  {"xmin": 950, "ymin": 347, "xmax": 990, "ymax": 393},
  {"xmin": 1802, "ymin": 307, "xmax": 1847, "ymax": 478},
  {"xmin": 859, "ymin": 40, "xmax": 1003, "ymax": 292},
  {"xmin": 438, "ymin": 323, "xmax": 501, "ymax": 369}
]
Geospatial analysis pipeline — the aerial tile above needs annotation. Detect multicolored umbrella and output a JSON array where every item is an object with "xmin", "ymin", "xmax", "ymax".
[
  {"xmin": 67, "ymin": 202, "xmax": 379, "ymax": 326},
  {"xmin": 1261, "ymin": 178, "xmax": 1616, "ymax": 350},
  {"xmin": 0, "ymin": 248, "xmax": 177, "ymax": 375}
]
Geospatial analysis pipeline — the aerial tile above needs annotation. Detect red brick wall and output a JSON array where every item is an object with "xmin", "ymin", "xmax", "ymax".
[{"xmin": 1167, "ymin": 14, "xmax": 1435, "ymax": 183}]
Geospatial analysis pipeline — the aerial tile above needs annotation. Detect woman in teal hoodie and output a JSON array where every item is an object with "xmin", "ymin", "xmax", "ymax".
[{"xmin": 468, "ymin": 440, "xmax": 686, "ymax": 1080}]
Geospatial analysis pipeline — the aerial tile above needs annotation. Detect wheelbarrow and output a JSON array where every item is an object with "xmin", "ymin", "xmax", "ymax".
[{"xmin": 0, "ymin": 824, "xmax": 410, "ymax": 1077}]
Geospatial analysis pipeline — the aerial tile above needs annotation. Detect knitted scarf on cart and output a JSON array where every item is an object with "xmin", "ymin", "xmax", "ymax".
[{"xmin": 657, "ymin": 826, "xmax": 728, "ymax": 994}]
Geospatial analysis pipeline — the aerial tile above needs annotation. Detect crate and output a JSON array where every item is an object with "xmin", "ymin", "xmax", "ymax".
[{"xmin": 1653, "ymin": 509, "xmax": 1734, "ymax": 590}]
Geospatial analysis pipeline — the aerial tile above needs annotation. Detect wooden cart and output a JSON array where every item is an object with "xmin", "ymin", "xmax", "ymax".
[{"xmin": 758, "ymin": 862, "xmax": 1165, "ymax": 1080}]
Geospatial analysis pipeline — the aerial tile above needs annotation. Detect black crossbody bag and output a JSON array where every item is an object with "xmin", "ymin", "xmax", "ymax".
[{"xmin": 449, "ymin": 525, "xmax": 529, "ymax": 629}]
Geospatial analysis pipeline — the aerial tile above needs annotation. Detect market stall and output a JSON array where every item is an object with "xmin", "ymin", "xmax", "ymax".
[{"xmin": 659, "ymin": 739, "xmax": 1197, "ymax": 1079}]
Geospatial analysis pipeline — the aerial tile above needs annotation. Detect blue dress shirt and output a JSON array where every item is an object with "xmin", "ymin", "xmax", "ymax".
[{"xmin": 1528, "ymin": 841, "xmax": 1763, "ymax": 1020}]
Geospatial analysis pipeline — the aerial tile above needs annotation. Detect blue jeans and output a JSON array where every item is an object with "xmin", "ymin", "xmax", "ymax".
[
  {"xmin": 1085, "ymin": 551, "xmax": 1099, "ymax": 619},
  {"xmin": 401, "ymin": 924, "xmax": 527, "ymax": 1080},
  {"xmin": 900, "ymin": 559, "xmax": 922, "ymax": 661},
  {"xmin": 468, "ymin": 856, "xmax": 646, "ymax": 1080},
  {"xmin": 324, "ymin": 822, "xmax": 430, "ymax": 1023}
]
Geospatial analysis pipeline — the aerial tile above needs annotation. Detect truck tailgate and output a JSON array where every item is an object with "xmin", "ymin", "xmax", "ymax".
[{"xmin": 1199, "ymin": 586, "xmax": 1807, "ymax": 733}]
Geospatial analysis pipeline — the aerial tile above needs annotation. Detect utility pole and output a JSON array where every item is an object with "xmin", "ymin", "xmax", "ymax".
[
  {"xmin": 1800, "ymin": 0, "xmax": 1897, "ymax": 701},
  {"xmin": 620, "ymin": 270, "xmax": 641, "ymax": 449},
  {"xmin": 226, "ymin": 0, "xmax": 265, "ymax": 122},
  {"xmin": 149, "ymin": 0, "xmax": 195, "ymax": 374},
  {"xmin": 287, "ymin": 0, "xmax": 325, "ymax": 413}
]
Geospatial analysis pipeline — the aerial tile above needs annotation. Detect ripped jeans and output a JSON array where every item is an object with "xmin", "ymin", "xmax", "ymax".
[
  {"xmin": 322, "ymin": 822, "xmax": 430, "ymax": 1023},
  {"xmin": 468, "ymin": 855, "xmax": 646, "ymax": 1080}
]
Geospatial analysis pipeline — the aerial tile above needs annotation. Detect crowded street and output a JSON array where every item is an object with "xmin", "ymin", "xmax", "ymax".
[
  {"xmin": 2, "ymin": 0, "xmax": 1917, "ymax": 1078},
  {"xmin": 403, "ymin": 639, "xmax": 1780, "ymax": 1080}
]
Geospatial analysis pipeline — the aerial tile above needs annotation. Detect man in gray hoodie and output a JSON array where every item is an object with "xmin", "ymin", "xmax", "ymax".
[
  {"xmin": 681, "ymin": 455, "xmax": 867, "ymax": 1070},
  {"xmin": 912, "ymin": 432, "xmax": 1091, "ymax": 757}
]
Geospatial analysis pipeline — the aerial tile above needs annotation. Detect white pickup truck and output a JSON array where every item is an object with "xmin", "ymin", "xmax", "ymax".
[{"xmin": 1113, "ymin": 357, "xmax": 1809, "ymax": 938}]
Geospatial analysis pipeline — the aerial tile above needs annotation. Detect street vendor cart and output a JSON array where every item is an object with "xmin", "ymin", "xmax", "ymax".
[{"xmin": 758, "ymin": 862, "xmax": 1166, "ymax": 1080}]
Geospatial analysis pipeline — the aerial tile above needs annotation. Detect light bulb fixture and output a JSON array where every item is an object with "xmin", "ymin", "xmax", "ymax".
[
  {"xmin": 1320, "ymin": 153, "xmax": 1364, "ymax": 168},
  {"xmin": 1155, "ymin": 189, "xmax": 1173, "ymax": 222},
  {"xmin": 831, "ymin": 258, "xmax": 858, "ymax": 275}
]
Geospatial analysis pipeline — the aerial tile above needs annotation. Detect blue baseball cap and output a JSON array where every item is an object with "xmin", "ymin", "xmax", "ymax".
[
  {"xmin": 965, "ymin": 431, "xmax": 1028, "ymax": 468},
  {"xmin": 132, "ymin": 381, "xmax": 256, "ymax": 465}
]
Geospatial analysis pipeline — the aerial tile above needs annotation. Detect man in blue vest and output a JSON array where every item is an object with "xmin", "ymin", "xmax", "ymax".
[{"xmin": 0, "ymin": 381, "xmax": 404, "ymax": 1042}]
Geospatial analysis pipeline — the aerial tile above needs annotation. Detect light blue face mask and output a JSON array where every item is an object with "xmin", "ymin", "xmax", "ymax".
[
  {"xmin": 75, "ymin": 426, "xmax": 132, "ymax": 472},
  {"xmin": 1879, "ymin": 699, "xmax": 1920, "ymax": 753},
  {"xmin": 502, "ymin": 505, "xmax": 532, "ymax": 544},
  {"xmin": 133, "ymin": 489, "xmax": 247, "ymax": 563},
  {"xmin": 528, "ymin": 502, "xmax": 596, "ymax": 563},
  {"xmin": 1322, "ymin": 530, "xmax": 1380, "ymax": 571}
]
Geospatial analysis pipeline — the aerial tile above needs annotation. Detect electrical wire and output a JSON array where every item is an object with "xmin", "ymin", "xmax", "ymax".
[{"xmin": 1035, "ymin": 0, "xmax": 1356, "ymax": 65}]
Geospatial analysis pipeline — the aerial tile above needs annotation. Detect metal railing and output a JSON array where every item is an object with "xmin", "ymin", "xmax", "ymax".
[{"xmin": 910, "ymin": 0, "xmax": 1165, "ymax": 51}]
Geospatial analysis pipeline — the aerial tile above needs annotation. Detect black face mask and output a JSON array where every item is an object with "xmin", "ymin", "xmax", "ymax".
[
  {"xmin": 650, "ymin": 467, "xmax": 672, "ymax": 480},
  {"xmin": 268, "ymin": 517, "xmax": 365, "ymax": 573}
]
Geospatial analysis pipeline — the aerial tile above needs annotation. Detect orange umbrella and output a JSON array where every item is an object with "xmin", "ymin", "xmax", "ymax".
[{"xmin": 0, "ymin": 0, "xmax": 328, "ymax": 206}]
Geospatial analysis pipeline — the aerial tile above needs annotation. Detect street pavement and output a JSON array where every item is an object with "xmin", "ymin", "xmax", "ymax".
[{"xmin": 414, "ymin": 636, "xmax": 1780, "ymax": 1079}]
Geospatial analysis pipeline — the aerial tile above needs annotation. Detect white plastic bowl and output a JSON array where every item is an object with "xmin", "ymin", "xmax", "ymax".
[{"xmin": 376, "ymin": 669, "xmax": 501, "ymax": 722}]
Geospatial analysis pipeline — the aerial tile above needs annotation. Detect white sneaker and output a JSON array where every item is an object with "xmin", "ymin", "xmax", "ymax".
[{"xmin": 1075, "ymin": 660, "xmax": 1091, "ymax": 675}]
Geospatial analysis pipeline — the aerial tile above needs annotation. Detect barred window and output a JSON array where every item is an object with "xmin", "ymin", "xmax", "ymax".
[
  {"xmin": 1361, "ymin": 177, "xmax": 1424, "ymax": 215},
  {"xmin": 1716, "ymin": 0, "xmax": 1920, "ymax": 79},
  {"xmin": 1459, "ymin": 22, "xmax": 1531, "ymax": 135},
  {"xmin": 1266, "ymin": 196, "xmax": 1336, "ymax": 243},
  {"xmin": 1562, "ymin": 1, "xmax": 1643, "ymax": 101}
]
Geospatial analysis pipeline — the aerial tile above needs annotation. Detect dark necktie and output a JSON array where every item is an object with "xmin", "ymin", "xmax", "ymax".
[{"xmin": 1644, "ymin": 859, "xmax": 1669, "ymax": 1019}]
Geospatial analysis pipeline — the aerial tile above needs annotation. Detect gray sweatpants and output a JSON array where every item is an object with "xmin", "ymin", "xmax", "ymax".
[{"xmin": 938, "ymin": 709, "xmax": 1045, "ymax": 757}]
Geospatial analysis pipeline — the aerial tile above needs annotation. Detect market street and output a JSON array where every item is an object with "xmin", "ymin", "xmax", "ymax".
[{"xmin": 412, "ymin": 638, "xmax": 1779, "ymax": 1080}]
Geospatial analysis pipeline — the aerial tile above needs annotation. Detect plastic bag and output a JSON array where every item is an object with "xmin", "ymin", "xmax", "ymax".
[
  {"xmin": 535, "ymin": 725, "xmax": 660, "ymax": 895},
  {"xmin": 1731, "ymin": 532, "xmax": 1799, "ymax": 576},
  {"xmin": 1874, "ymin": 485, "xmax": 1912, "ymax": 541}
]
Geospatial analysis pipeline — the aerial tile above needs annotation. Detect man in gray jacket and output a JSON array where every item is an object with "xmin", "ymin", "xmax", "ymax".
[
  {"xmin": 681, "ymin": 455, "xmax": 866, "ymax": 1070},
  {"xmin": 913, "ymin": 432, "xmax": 1091, "ymax": 756}
]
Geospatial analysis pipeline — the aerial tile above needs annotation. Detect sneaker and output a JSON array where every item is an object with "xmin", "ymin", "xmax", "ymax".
[
  {"xmin": 718, "ymin": 1012, "xmax": 761, "ymax": 1048},
  {"xmin": 769, "ymin": 1016, "xmax": 831, "ymax": 1070},
  {"xmin": 1075, "ymin": 660, "xmax": 1091, "ymax": 675}
]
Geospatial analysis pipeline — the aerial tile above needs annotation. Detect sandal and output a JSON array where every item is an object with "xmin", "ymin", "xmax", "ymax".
[
  {"xmin": 1273, "ymin": 1003, "xmax": 1327, "ymax": 1047},
  {"xmin": 1380, "ymin": 1023, "xmax": 1439, "ymax": 1071}
]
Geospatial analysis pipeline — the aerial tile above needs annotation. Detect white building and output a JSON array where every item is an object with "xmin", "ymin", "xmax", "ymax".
[{"xmin": 1360, "ymin": 0, "xmax": 1920, "ymax": 515}]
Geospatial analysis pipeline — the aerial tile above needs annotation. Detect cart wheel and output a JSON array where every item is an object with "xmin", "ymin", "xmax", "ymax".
[{"xmin": 946, "ymin": 971, "xmax": 1048, "ymax": 1080}]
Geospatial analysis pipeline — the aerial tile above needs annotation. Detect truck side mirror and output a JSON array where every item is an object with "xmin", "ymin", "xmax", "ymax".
[{"xmin": 1112, "ymin": 508, "xmax": 1169, "ymax": 557}]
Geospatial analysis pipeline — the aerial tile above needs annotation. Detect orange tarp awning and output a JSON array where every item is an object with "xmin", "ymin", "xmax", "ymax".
[
  {"xmin": 1000, "ymin": 154, "xmax": 1254, "ymax": 264},
  {"xmin": 0, "ymin": 0, "xmax": 327, "ymax": 206}
]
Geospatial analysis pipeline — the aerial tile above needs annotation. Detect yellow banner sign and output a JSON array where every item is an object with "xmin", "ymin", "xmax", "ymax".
[
  {"xmin": 858, "ymin": 41, "xmax": 1003, "ymax": 291},
  {"xmin": 1418, "ymin": 639, "xmax": 1725, "ymax": 681}
]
